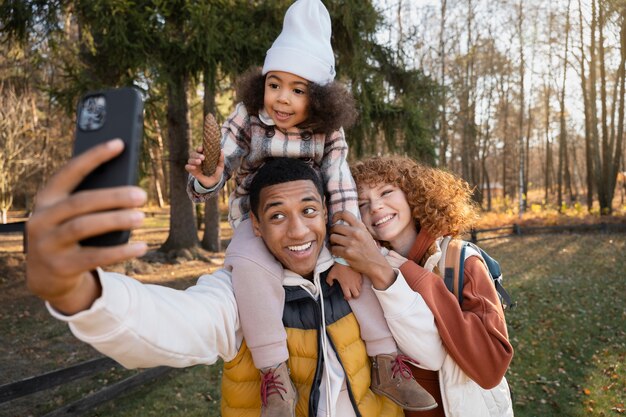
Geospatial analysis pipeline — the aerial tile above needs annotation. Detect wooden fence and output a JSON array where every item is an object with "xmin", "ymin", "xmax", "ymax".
[
  {"xmin": 0, "ymin": 221, "xmax": 26, "ymax": 252},
  {"xmin": 0, "ymin": 357, "xmax": 172, "ymax": 416},
  {"xmin": 465, "ymin": 222, "xmax": 626, "ymax": 243}
]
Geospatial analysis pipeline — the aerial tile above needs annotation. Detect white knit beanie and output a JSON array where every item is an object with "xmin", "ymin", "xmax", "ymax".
[{"xmin": 262, "ymin": 0, "xmax": 336, "ymax": 85}]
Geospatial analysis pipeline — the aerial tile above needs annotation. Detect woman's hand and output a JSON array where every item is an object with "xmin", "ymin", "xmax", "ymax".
[{"xmin": 329, "ymin": 211, "xmax": 396, "ymax": 290}]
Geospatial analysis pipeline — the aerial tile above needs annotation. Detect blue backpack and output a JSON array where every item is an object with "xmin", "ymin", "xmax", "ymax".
[{"xmin": 440, "ymin": 238, "xmax": 514, "ymax": 310}]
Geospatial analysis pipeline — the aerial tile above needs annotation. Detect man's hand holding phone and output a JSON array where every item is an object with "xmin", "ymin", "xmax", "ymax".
[
  {"xmin": 26, "ymin": 139, "xmax": 148, "ymax": 315},
  {"xmin": 72, "ymin": 87, "xmax": 144, "ymax": 246}
]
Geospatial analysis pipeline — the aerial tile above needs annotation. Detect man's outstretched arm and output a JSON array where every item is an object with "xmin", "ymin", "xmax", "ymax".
[{"xmin": 28, "ymin": 138, "xmax": 242, "ymax": 367}]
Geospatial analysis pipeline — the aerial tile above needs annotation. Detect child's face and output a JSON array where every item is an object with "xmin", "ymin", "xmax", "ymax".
[
  {"xmin": 357, "ymin": 182, "xmax": 418, "ymax": 252},
  {"xmin": 263, "ymin": 71, "xmax": 310, "ymax": 132}
]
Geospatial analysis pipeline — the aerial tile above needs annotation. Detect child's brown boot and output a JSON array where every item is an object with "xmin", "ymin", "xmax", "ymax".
[
  {"xmin": 370, "ymin": 353, "xmax": 438, "ymax": 411},
  {"xmin": 260, "ymin": 361, "xmax": 297, "ymax": 417}
]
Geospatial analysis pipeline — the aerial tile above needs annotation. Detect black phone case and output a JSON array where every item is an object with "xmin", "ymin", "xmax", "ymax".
[{"xmin": 72, "ymin": 87, "xmax": 144, "ymax": 246}]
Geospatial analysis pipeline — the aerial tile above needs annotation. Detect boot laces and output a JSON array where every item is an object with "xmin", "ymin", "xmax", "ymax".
[
  {"xmin": 261, "ymin": 368, "xmax": 288, "ymax": 407},
  {"xmin": 392, "ymin": 354, "xmax": 417, "ymax": 380}
]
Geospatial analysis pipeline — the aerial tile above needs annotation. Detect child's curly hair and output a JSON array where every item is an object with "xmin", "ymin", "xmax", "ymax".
[
  {"xmin": 236, "ymin": 66, "xmax": 358, "ymax": 135},
  {"xmin": 351, "ymin": 156, "xmax": 479, "ymax": 237}
]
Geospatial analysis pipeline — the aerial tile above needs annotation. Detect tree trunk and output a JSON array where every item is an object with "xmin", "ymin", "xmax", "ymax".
[
  {"xmin": 543, "ymin": 83, "xmax": 552, "ymax": 204},
  {"xmin": 148, "ymin": 144, "xmax": 165, "ymax": 208},
  {"xmin": 598, "ymin": 1, "xmax": 611, "ymax": 213},
  {"xmin": 160, "ymin": 72, "xmax": 199, "ymax": 252},
  {"xmin": 589, "ymin": 0, "xmax": 604, "ymax": 211},
  {"xmin": 608, "ymin": 13, "xmax": 626, "ymax": 211},
  {"xmin": 543, "ymin": 6, "xmax": 553, "ymax": 204},
  {"xmin": 578, "ymin": 0, "xmax": 594, "ymax": 211},
  {"xmin": 498, "ymin": 69, "xmax": 512, "ymax": 201},
  {"xmin": 460, "ymin": 0, "xmax": 472, "ymax": 183},
  {"xmin": 438, "ymin": 0, "xmax": 448, "ymax": 168},
  {"xmin": 480, "ymin": 44, "xmax": 496, "ymax": 211},
  {"xmin": 524, "ymin": 102, "xmax": 532, "ymax": 204},
  {"xmin": 565, "ymin": 139, "xmax": 574, "ymax": 204},
  {"xmin": 558, "ymin": 0, "xmax": 572, "ymax": 210},
  {"xmin": 517, "ymin": 0, "xmax": 526, "ymax": 216},
  {"xmin": 460, "ymin": 0, "xmax": 481, "ymax": 204},
  {"xmin": 569, "ymin": 139, "xmax": 583, "ymax": 199},
  {"xmin": 484, "ymin": 166, "xmax": 492, "ymax": 211},
  {"xmin": 151, "ymin": 114, "xmax": 169, "ymax": 205},
  {"xmin": 201, "ymin": 65, "xmax": 221, "ymax": 252}
]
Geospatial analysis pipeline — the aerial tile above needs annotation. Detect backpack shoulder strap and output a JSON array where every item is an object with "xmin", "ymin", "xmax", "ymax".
[
  {"xmin": 466, "ymin": 243, "xmax": 515, "ymax": 309},
  {"xmin": 443, "ymin": 238, "xmax": 466, "ymax": 305},
  {"xmin": 441, "ymin": 238, "xmax": 515, "ymax": 309},
  {"xmin": 468, "ymin": 243, "xmax": 502, "ymax": 279}
]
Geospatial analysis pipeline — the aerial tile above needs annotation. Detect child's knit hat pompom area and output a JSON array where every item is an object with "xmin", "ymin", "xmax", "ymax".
[{"xmin": 262, "ymin": 0, "xmax": 336, "ymax": 86}]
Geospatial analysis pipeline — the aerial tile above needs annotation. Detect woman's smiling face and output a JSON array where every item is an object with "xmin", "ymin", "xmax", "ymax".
[{"xmin": 357, "ymin": 182, "xmax": 418, "ymax": 253}]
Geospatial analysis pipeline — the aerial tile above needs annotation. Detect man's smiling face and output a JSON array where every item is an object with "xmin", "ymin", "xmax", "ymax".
[{"xmin": 251, "ymin": 180, "xmax": 327, "ymax": 280}]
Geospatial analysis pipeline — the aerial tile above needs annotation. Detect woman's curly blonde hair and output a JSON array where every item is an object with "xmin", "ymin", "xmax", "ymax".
[{"xmin": 351, "ymin": 156, "xmax": 479, "ymax": 237}]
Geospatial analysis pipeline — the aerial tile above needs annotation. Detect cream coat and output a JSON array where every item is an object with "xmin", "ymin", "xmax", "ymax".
[{"xmin": 47, "ymin": 251, "xmax": 444, "ymax": 417}]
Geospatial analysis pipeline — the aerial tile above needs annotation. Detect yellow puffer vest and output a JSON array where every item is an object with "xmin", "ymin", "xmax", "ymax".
[{"xmin": 221, "ymin": 272, "xmax": 403, "ymax": 417}]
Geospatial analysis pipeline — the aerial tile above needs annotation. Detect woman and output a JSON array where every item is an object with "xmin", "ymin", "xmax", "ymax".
[{"xmin": 329, "ymin": 156, "xmax": 514, "ymax": 417}]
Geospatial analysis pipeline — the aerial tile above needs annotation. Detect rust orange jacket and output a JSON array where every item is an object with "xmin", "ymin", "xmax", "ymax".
[{"xmin": 398, "ymin": 230, "xmax": 514, "ymax": 417}]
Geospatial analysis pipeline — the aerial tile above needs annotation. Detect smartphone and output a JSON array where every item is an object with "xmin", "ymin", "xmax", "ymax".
[{"xmin": 72, "ymin": 87, "xmax": 144, "ymax": 246}]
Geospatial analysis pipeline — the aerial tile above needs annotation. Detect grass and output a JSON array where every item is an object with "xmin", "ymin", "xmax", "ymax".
[
  {"xmin": 491, "ymin": 234, "xmax": 626, "ymax": 416},
  {"xmin": 88, "ymin": 365, "xmax": 223, "ymax": 417},
  {"xmin": 1, "ymin": 233, "xmax": 625, "ymax": 416}
]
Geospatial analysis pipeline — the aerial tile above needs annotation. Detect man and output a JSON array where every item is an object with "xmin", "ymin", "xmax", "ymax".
[{"xmin": 26, "ymin": 140, "xmax": 444, "ymax": 417}]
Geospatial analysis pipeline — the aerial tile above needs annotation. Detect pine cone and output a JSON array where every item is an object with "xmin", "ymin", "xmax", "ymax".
[{"xmin": 201, "ymin": 113, "xmax": 221, "ymax": 176}]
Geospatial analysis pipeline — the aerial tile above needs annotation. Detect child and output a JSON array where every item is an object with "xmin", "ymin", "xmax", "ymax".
[{"xmin": 185, "ymin": 1, "xmax": 436, "ymax": 416}]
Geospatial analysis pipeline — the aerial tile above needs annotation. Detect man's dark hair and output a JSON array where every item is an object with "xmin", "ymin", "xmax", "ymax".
[
  {"xmin": 236, "ymin": 66, "xmax": 358, "ymax": 135},
  {"xmin": 249, "ymin": 158, "xmax": 324, "ymax": 218}
]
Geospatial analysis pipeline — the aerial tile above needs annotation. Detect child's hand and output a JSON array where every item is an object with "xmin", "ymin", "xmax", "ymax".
[
  {"xmin": 185, "ymin": 147, "xmax": 225, "ymax": 189},
  {"xmin": 326, "ymin": 263, "xmax": 363, "ymax": 300}
]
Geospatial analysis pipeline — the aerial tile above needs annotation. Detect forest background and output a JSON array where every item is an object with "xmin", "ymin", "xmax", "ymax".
[
  {"xmin": 0, "ymin": 1, "xmax": 625, "ymax": 417},
  {"xmin": 1, "ymin": 0, "xmax": 625, "ymax": 252}
]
